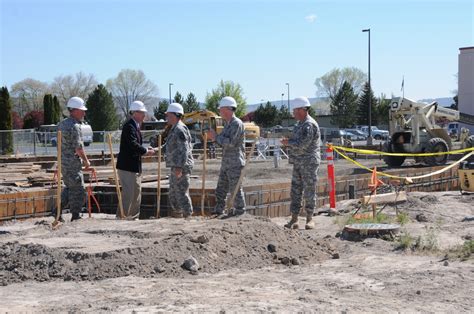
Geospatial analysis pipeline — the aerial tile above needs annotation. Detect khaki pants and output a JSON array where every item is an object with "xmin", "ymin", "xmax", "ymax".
[{"xmin": 117, "ymin": 169, "xmax": 142, "ymax": 219}]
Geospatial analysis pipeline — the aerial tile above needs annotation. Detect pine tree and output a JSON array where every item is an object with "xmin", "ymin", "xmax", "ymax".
[
  {"xmin": 52, "ymin": 95, "xmax": 61, "ymax": 124},
  {"xmin": 183, "ymin": 92, "xmax": 200, "ymax": 113},
  {"xmin": 173, "ymin": 91, "xmax": 184, "ymax": 105},
  {"xmin": 0, "ymin": 87, "xmax": 14, "ymax": 154},
  {"xmin": 330, "ymin": 81, "xmax": 358, "ymax": 128},
  {"xmin": 356, "ymin": 82, "xmax": 378, "ymax": 126},
  {"xmin": 278, "ymin": 105, "xmax": 291, "ymax": 125},
  {"xmin": 154, "ymin": 100, "xmax": 169, "ymax": 121},
  {"xmin": 86, "ymin": 85, "xmax": 119, "ymax": 139},
  {"xmin": 254, "ymin": 101, "xmax": 279, "ymax": 127},
  {"xmin": 43, "ymin": 94, "xmax": 53, "ymax": 125}
]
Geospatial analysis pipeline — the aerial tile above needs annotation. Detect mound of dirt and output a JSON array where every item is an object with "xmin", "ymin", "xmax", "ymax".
[{"xmin": 0, "ymin": 215, "xmax": 335, "ymax": 286}]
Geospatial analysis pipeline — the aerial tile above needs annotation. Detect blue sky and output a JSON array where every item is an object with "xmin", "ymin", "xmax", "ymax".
[{"xmin": 1, "ymin": 0, "xmax": 473, "ymax": 105}]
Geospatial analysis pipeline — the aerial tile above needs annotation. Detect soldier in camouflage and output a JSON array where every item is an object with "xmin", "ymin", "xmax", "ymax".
[
  {"xmin": 208, "ymin": 96, "xmax": 246, "ymax": 217},
  {"xmin": 55, "ymin": 97, "xmax": 91, "ymax": 222},
  {"xmin": 164, "ymin": 103, "xmax": 194, "ymax": 218},
  {"xmin": 281, "ymin": 96, "xmax": 321, "ymax": 230}
]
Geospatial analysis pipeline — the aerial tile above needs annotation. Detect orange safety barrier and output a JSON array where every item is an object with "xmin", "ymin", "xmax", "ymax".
[{"xmin": 326, "ymin": 145, "xmax": 336, "ymax": 209}]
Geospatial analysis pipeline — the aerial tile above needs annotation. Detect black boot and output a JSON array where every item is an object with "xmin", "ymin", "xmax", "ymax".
[{"xmin": 71, "ymin": 212, "xmax": 82, "ymax": 222}]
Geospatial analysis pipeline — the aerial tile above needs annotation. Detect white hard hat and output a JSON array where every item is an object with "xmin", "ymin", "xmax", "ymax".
[
  {"xmin": 166, "ymin": 102, "xmax": 184, "ymax": 115},
  {"xmin": 67, "ymin": 97, "xmax": 87, "ymax": 111},
  {"xmin": 130, "ymin": 100, "xmax": 147, "ymax": 112},
  {"xmin": 218, "ymin": 96, "xmax": 237, "ymax": 108},
  {"xmin": 290, "ymin": 96, "xmax": 311, "ymax": 110}
]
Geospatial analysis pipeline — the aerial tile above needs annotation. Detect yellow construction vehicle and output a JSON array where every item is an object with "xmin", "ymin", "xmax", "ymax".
[
  {"xmin": 182, "ymin": 110, "xmax": 260, "ymax": 148},
  {"xmin": 144, "ymin": 110, "xmax": 260, "ymax": 148}
]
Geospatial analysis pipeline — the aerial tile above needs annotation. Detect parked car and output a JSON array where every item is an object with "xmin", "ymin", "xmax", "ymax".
[
  {"xmin": 341, "ymin": 130, "xmax": 367, "ymax": 141},
  {"xmin": 358, "ymin": 126, "xmax": 389, "ymax": 140},
  {"xmin": 345, "ymin": 128, "xmax": 368, "ymax": 140}
]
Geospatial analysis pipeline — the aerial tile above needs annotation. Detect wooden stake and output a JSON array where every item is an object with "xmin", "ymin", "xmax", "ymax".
[
  {"xmin": 52, "ymin": 131, "xmax": 62, "ymax": 228},
  {"xmin": 200, "ymin": 133, "xmax": 207, "ymax": 216},
  {"xmin": 108, "ymin": 133, "xmax": 125, "ymax": 219},
  {"xmin": 227, "ymin": 141, "xmax": 256, "ymax": 211},
  {"xmin": 156, "ymin": 134, "xmax": 162, "ymax": 218}
]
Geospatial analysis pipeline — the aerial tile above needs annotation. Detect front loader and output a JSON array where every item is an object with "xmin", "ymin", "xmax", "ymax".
[{"xmin": 383, "ymin": 97, "xmax": 474, "ymax": 167}]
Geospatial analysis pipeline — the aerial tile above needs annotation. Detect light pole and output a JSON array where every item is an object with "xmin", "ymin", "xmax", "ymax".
[
  {"xmin": 285, "ymin": 82, "xmax": 290, "ymax": 113},
  {"xmin": 169, "ymin": 83, "xmax": 173, "ymax": 104},
  {"xmin": 362, "ymin": 28, "xmax": 373, "ymax": 145}
]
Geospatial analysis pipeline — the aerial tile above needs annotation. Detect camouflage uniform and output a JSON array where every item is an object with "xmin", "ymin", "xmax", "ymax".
[
  {"xmin": 287, "ymin": 115, "xmax": 321, "ymax": 215},
  {"xmin": 57, "ymin": 117, "xmax": 86, "ymax": 215},
  {"xmin": 165, "ymin": 121, "xmax": 194, "ymax": 216},
  {"xmin": 213, "ymin": 116, "xmax": 246, "ymax": 215}
]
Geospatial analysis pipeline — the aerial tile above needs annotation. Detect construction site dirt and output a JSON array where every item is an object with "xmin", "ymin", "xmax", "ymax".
[{"xmin": 0, "ymin": 188, "xmax": 473, "ymax": 312}]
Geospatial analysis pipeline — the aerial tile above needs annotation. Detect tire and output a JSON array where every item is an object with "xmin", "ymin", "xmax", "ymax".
[
  {"xmin": 84, "ymin": 142, "xmax": 90, "ymax": 147},
  {"xmin": 382, "ymin": 141, "xmax": 405, "ymax": 167},
  {"xmin": 374, "ymin": 134, "xmax": 382, "ymax": 140},
  {"xmin": 424, "ymin": 137, "xmax": 449, "ymax": 166}
]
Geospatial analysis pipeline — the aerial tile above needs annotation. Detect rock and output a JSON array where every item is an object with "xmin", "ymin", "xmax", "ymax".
[
  {"xmin": 332, "ymin": 253, "xmax": 340, "ymax": 259},
  {"xmin": 182, "ymin": 256, "xmax": 199, "ymax": 272},
  {"xmin": 154, "ymin": 265, "xmax": 165, "ymax": 273},
  {"xmin": 291, "ymin": 258, "xmax": 300, "ymax": 265},
  {"xmin": 416, "ymin": 213, "xmax": 428, "ymax": 222},
  {"xmin": 190, "ymin": 235, "xmax": 209, "ymax": 244},
  {"xmin": 280, "ymin": 257, "xmax": 290, "ymax": 266},
  {"xmin": 443, "ymin": 261, "xmax": 449, "ymax": 266},
  {"xmin": 416, "ymin": 290, "xmax": 421, "ymax": 295},
  {"xmin": 267, "ymin": 243, "xmax": 277, "ymax": 253}
]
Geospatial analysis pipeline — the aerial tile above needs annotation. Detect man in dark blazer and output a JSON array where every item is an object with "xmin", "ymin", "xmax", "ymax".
[{"xmin": 116, "ymin": 100, "xmax": 154, "ymax": 219}]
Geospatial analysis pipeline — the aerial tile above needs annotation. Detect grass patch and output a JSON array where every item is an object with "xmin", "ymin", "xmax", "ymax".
[
  {"xmin": 395, "ymin": 228, "xmax": 440, "ymax": 252},
  {"xmin": 396, "ymin": 232, "xmax": 414, "ymax": 250},
  {"xmin": 446, "ymin": 240, "xmax": 474, "ymax": 261},
  {"xmin": 396, "ymin": 212, "xmax": 410, "ymax": 225}
]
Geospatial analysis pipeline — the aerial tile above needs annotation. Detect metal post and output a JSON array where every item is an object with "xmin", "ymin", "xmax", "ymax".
[
  {"xmin": 169, "ymin": 83, "xmax": 173, "ymax": 104},
  {"xmin": 362, "ymin": 28, "xmax": 373, "ymax": 145}
]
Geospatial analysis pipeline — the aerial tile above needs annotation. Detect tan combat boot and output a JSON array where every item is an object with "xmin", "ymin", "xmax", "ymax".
[
  {"xmin": 305, "ymin": 213, "xmax": 315, "ymax": 230},
  {"xmin": 284, "ymin": 213, "xmax": 299, "ymax": 229}
]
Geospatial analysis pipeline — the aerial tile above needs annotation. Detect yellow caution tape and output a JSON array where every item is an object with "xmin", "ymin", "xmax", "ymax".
[
  {"xmin": 330, "ymin": 145, "xmax": 474, "ymax": 157},
  {"xmin": 331, "ymin": 146, "xmax": 474, "ymax": 183}
]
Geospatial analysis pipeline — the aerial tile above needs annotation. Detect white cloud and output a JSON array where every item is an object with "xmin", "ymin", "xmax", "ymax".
[{"xmin": 305, "ymin": 14, "xmax": 317, "ymax": 23}]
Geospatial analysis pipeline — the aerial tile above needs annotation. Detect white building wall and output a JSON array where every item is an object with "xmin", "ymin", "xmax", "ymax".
[{"xmin": 458, "ymin": 47, "xmax": 474, "ymax": 133}]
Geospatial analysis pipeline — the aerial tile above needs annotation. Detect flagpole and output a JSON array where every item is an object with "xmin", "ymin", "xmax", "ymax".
[{"xmin": 402, "ymin": 75, "xmax": 405, "ymax": 98}]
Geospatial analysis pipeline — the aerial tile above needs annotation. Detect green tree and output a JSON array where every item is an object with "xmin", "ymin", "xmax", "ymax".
[
  {"xmin": 86, "ymin": 84, "xmax": 119, "ymax": 137},
  {"xmin": 376, "ymin": 93, "xmax": 391, "ymax": 126},
  {"xmin": 205, "ymin": 80, "xmax": 247, "ymax": 117},
  {"xmin": 451, "ymin": 95, "xmax": 458, "ymax": 110},
  {"xmin": 173, "ymin": 91, "xmax": 184, "ymax": 105},
  {"xmin": 43, "ymin": 94, "xmax": 53, "ymax": 125},
  {"xmin": 330, "ymin": 81, "xmax": 358, "ymax": 128},
  {"xmin": 315, "ymin": 67, "xmax": 366, "ymax": 101},
  {"xmin": 0, "ymin": 87, "xmax": 14, "ymax": 154},
  {"xmin": 52, "ymin": 95, "xmax": 61, "ymax": 124},
  {"xmin": 254, "ymin": 101, "xmax": 279, "ymax": 128},
  {"xmin": 356, "ymin": 82, "xmax": 378, "ymax": 126},
  {"xmin": 154, "ymin": 99, "xmax": 169, "ymax": 121},
  {"xmin": 183, "ymin": 92, "xmax": 200, "ymax": 113},
  {"xmin": 278, "ymin": 105, "xmax": 291, "ymax": 125}
]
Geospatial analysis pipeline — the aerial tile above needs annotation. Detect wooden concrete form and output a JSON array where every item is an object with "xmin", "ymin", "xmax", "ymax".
[{"xmin": 0, "ymin": 164, "xmax": 462, "ymax": 221}]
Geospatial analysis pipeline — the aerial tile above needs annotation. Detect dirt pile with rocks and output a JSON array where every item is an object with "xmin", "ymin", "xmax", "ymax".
[{"xmin": 0, "ymin": 215, "xmax": 335, "ymax": 286}]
